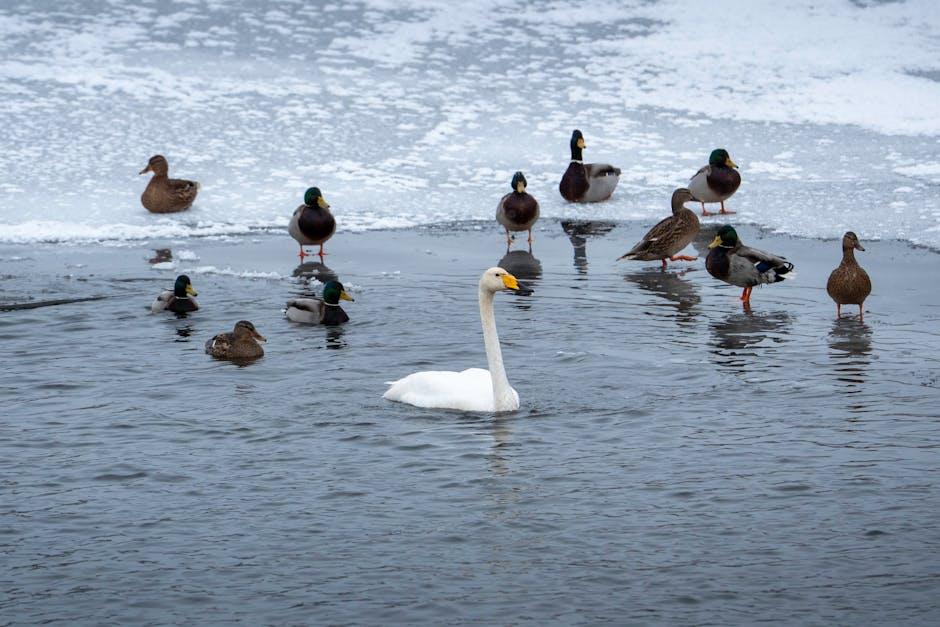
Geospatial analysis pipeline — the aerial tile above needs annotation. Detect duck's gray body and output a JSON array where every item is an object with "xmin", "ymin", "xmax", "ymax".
[{"xmin": 285, "ymin": 298, "xmax": 349, "ymax": 325}]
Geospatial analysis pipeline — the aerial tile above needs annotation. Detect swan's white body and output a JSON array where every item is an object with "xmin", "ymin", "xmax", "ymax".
[{"xmin": 383, "ymin": 268, "xmax": 522, "ymax": 413}]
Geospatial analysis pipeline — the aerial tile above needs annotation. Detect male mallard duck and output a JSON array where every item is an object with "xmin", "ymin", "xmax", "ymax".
[
  {"xmin": 139, "ymin": 155, "xmax": 199, "ymax": 213},
  {"xmin": 688, "ymin": 149, "xmax": 740, "ymax": 216},
  {"xmin": 285, "ymin": 280, "xmax": 354, "ymax": 325},
  {"xmin": 151, "ymin": 274, "xmax": 198, "ymax": 313},
  {"xmin": 288, "ymin": 187, "xmax": 336, "ymax": 261},
  {"xmin": 559, "ymin": 130, "xmax": 621, "ymax": 203},
  {"xmin": 827, "ymin": 231, "xmax": 871, "ymax": 322},
  {"xmin": 205, "ymin": 320, "xmax": 266, "ymax": 360},
  {"xmin": 706, "ymin": 225, "xmax": 794, "ymax": 304},
  {"xmin": 617, "ymin": 188, "xmax": 701, "ymax": 268},
  {"xmin": 496, "ymin": 171, "xmax": 540, "ymax": 248}
]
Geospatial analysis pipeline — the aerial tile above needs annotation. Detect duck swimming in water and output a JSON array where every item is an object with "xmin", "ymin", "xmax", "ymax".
[
  {"xmin": 151, "ymin": 275, "xmax": 198, "ymax": 314},
  {"xmin": 285, "ymin": 280, "xmax": 354, "ymax": 325},
  {"xmin": 205, "ymin": 321, "xmax": 266, "ymax": 361}
]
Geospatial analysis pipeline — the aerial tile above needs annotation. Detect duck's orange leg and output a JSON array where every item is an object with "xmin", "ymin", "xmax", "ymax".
[
  {"xmin": 740, "ymin": 286, "xmax": 752, "ymax": 302},
  {"xmin": 858, "ymin": 303, "xmax": 864, "ymax": 323},
  {"xmin": 318, "ymin": 244, "xmax": 327, "ymax": 259},
  {"xmin": 719, "ymin": 201, "xmax": 736, "ymax": 215},
  {"xmin": 700, "ymin": 202, "xmax": 712, "ymax": 217},
  {"xmin": 298, "ymin": 245, "xmax": 308, "ymax": 261},
  {"xmin": 836, "ymin": 303, "xmax": 841, "ymax": 319},
  {"xmin": 669, "ymin": 255, "xmax": 697, "ymax": 262}
]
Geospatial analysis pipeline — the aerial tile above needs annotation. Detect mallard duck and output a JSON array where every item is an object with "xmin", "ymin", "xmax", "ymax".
[
  {"xmin": 706, "ymin": 225, "xmax": 794, "ymax": 304},
  {"xmin": 288, "ymin": 187, "xmax": 336, "ymax": 261},
  {"xmin": 205, "ymin": 320, "xmax": 266, "ymax": 360},
  {"xmin": 617, "ymin": 188, "xmax": 701, "ymax": 268},
  {"xmin": 285, "ymin": 280, "xmax": 354, "ymax": 325},
  {"xmin": 559, "ymin": 130, "xmax": 621, "ymax": 203},
  {"xmin": 688, "ymin": 149, "xmax": 740, "ymax": 216},
  {"xmin": 139, "ymin": 155, "xmax": 199, "ymax": 213},
  {"xmin": 496, "ymin": 171, "xmax": 540, "ymax": 248},
  {"xmin": 151, "ymin": 274, "xmax": 198, "ymax": 313},
  {"xmin": 384, "ymin": 268, "xmax": 530, "ymax": 412},
  {"xmin": 827, "ymin": 231, "xmax": 871, "ymax": 322}
]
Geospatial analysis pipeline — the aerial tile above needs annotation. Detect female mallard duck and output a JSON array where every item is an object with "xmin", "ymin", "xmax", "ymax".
[
  {"xmin": 617, "ymin": 188, "xmax": 701, "ymax": 268},
  {"xmin": 139, "ymin": 155, "xmax": 199, "ymax": 213},
  {"xmin": 289, "ymin": 187, "xmax": 336, "ymax": 261},
  {"xmin": 205, "ymin": 321, "xmax": 266, "ymax": 360},
  {"xmin": 559, "ymin": 130, "xmax": 621, "ymax": 203},
  {"xmin": 285, "ymin": 280, "xmax": 354, "ymax": 325},
  {"xmin": 706, "ymin": 225, "xmax": 794, "ymax": 304},
  {"xmin": 151, "ymin": 274, "xmax": 198, "ymax": 313},
  {"xmin": 827, "ymin": 231, "xmax": 871, "ymax": 322},
  {"xmin": 688, "ymin": 149, "xmax": 740, "ymax": 216},
  {"xmin": 384, "ymin": 268, "xmax": 530, "ymax": 412},
  {"xmin": 496, "ymin": 171, "xmax": 540, "ymax": 248}
]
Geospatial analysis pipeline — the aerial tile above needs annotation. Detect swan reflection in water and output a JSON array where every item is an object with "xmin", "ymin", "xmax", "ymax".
[
  {"xmin": 709, "ymin": 309, "xmax": 793, "ymax": 372},
  {"xmin": 561, "ymin": 220, "xmax": 616, "ymax": 275},
  {"xmin": 292, "ymin": 260, "xmax": 338, "ymax": 283},
  {"xmin": 827, "ymin": 318, "xmax": 872, "ymax": 401},
  {"xmin": 623, "ymin": 267, "xmax": 701, "ymax": 325}
]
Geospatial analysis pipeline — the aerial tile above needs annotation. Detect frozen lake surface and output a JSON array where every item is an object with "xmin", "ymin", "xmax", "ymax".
[{"xmin": 1, "ymin": 0, "xmax": 939, "ymax": 246}]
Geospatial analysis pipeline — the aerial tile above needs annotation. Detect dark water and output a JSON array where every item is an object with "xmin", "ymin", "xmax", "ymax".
[{"xmin": 2, "ymin": 223, "xmax": 940, "ymax": 625}]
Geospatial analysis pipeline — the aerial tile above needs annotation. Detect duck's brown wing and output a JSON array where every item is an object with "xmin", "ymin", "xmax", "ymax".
[
  {"xmin": 167, "ymin": 178, "xmax": 199, "ymax": 206},
  {"xmin": 205, "ymin": 331, "xmax": 234, "ymax": 355}
]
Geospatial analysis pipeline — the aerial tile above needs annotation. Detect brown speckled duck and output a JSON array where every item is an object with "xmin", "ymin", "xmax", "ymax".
[
  {"xmin": 205, "ymin": 321, "xmax": 266, "ymax": 361},
  {"xmin": 618, "ymin": 188, "xmax": 701, "ymax": 268},
  {"xmin": 139, "ymin": 155, "xmax": 199, "ymax": 213},
  {"xmin": 289, "ymin": 187, "xmax": 336, "ymax": 261},
  {"xmin": 496, "ymin": 171, "xmax": 540, "ymax": 249},
  {"xmin": 688, "ymin": 149, "xmax": 740, "ymax": 216},
  {"xmin": 559, "ymin": 130, "xmax": 621, "ymax": 203},
  {"xmin": 827, "ymin": 231, "xmax": 871, "ymax": 322}
]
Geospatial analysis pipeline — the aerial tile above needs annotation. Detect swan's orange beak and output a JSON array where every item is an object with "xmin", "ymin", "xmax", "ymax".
[{"xmin": 501, "ymin": 273, "xmax": 519, "ymax": 290}]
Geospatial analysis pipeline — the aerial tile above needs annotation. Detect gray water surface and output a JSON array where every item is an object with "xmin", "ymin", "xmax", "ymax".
[{"xmin": 2, "ymin": 224, "xmax": 940, "ymax": 625}]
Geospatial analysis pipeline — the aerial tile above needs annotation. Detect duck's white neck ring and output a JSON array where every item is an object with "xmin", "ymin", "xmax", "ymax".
[
  {"xmin": 570, "ymin": 159, "xmax": 583, "ymax": 164},
  {"xmin": 322, "ymin": 302, "xmax": 340, "ymax": 307}
]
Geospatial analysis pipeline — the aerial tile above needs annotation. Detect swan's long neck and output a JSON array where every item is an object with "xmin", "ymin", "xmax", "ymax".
[{"xmin": 479, "ymin": 287, "xmax": 514, "ymax": 411}]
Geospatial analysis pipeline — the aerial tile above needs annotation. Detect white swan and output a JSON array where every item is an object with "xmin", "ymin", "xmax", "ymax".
[{"xmin": 383, "ymin": 267, "xmax": 526, "ymax": 412}]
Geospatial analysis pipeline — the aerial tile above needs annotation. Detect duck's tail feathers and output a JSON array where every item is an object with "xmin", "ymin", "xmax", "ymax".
[{"xmin": 771, "ymin": 262, "xmax": 796, "ymax": 282}]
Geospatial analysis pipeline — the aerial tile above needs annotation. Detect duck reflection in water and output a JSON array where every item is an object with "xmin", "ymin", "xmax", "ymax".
[
  {"xmin": 325, "ymin": 326, "xmax": 348, "ymax": 351},
  {"xmin": 292, "ymin": 260, "xmax": 338, "ymax": 283},
  {"xmin": 561, "ymin": 220, "xmax": 616, "ymax": 275},
  {"xmin": 709, "ymin": 309, "xmax": 792, "ymax": 372},
  {"xmin": 623, "ymin": 267, "xmax": 701, "ymax": 324},
  {"xmin": 828, "ymin": 318, "xmax": 872, "ymax": 399},
  {"xmin": 497, "ymin": 250, "xmax": 538, "ymax": 309}
]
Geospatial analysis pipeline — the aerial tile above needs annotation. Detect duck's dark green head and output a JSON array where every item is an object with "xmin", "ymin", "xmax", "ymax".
[
  {"xmin": 511, "ymin": 171, "xmax": 527, "ymax": 193},
  {"xmin": 708, "ymin": 225, "xmax": 739, "ymax": 249},
  {"xmin": 174, "ymin": 274, "xmax": 196, "ymax": 298},
  {"xmin": 709, "ymin": 148, "xmax": 737, "ymax": 169},
  {"xmin": 304, "ymin": 187, "xmax": 330, "ymax": 209},
  {"xmin": 570, "ymin": 129, "xmax": 585, "ymax": 150},
  {"xmin": 322, "ymin": 280, "xmax": 354, "ymax": 305}
]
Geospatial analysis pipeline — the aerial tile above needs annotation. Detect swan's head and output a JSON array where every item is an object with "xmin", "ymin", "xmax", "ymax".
[{"xmin": 480, "ymin": 267, "xmax": 532, "ymax": 295}]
